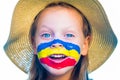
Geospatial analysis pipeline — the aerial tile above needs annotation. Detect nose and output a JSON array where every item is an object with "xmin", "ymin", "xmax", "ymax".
[{"xmin": 51, "ymin": 43, "xmax": 63, "ymax": 48}]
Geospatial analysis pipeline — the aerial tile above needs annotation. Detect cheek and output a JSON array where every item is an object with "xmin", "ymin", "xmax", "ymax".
[
  {"xmin": 69, "ymin": 49, "xmax": 81, "ymax": 62},
  {"xmin": 68, "ymin": 37, "xmax": 84, "ymax": 50}
]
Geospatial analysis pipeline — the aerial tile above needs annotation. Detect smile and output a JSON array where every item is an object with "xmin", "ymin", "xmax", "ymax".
[
  {"xmin": 49, "ymin": 54, "xmax": 67, "ymax": 59},
  {"xmin": 48, "ymin": 54, "xmax": 68, "ymax": 63}
]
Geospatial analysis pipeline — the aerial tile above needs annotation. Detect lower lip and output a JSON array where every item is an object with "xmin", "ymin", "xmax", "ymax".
[{"xmin": 40, "ymin": 57, "xmax": 76, "ymax": 69}]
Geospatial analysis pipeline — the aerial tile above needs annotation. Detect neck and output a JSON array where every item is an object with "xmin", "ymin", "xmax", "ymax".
[{"xmin": 46, "ymin": 69, "xmax": 73, "ymax": 80}]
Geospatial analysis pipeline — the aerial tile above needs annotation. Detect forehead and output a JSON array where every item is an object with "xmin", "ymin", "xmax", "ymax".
[{"xmin": 36, "ymin": 6, "xmax": 83, "ymax": 25}]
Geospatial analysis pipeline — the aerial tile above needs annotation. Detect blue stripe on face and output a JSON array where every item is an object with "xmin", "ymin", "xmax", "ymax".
[{"xmin": 37, "ymin": 39, "xmax": 80, "ymax": 53}]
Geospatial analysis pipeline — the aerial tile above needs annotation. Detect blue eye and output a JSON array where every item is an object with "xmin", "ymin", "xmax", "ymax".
[
  {"xmin": 41, "ymin": 33, "xmax": 51, "ymax": 38},
  {"xmin": 66, "ymin": 34, "xmax": 75, "ymax": 38}
]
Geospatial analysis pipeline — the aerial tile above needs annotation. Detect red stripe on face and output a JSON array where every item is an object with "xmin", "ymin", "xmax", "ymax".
[{"xmin": 40, "ymin": 57, "xmax": 76, "ymax": 69}]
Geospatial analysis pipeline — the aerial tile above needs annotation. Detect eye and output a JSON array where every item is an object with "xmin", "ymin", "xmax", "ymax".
[
  {"xmin": 41, "ymin": 33, "xmax": 51, "ymax": 38},
  {"xmin": 65, "ymin": 33, "xmax": 75, "ymax": 38}
]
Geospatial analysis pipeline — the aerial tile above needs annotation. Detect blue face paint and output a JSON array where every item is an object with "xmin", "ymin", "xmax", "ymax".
[{"xmin": 37, "ymin": 39, "xmax": 80, "ymax": 53}]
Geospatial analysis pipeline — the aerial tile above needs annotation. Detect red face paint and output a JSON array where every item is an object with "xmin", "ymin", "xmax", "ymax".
[{"xmin": 40, "ymin": 57, "xmax": 76, "ymax": 69}]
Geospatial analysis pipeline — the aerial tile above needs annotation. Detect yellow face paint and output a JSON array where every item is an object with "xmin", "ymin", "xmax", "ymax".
[{"xmin": 38, "ymin": 47, "xmax": 80, "ymax": 61}]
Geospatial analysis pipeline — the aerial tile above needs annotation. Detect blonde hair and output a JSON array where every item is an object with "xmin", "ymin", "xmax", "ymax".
[{"xmin": 29, "ymin": 1, "xmax": 91, "ymax": 80}]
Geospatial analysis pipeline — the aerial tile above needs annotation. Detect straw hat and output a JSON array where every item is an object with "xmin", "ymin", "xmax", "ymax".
[{"xmin": 4, "ymin": 0, "xmax": 117, "ymax": 73}]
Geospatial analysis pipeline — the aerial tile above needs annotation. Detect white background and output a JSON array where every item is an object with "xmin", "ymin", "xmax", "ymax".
[{"xmin": 0, "ymin": 0, "xmax": 120, "ymax": 80}]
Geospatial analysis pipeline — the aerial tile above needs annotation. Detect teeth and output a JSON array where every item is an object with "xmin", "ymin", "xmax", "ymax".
[{"xmin": 49, "ymin": 54, "xmax": 67, "ymax": 59}]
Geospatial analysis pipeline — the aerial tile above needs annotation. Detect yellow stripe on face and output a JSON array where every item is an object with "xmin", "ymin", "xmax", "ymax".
[
  {"xmin": 37, "ymin": 47, "xmax": 80, "ymax": 61},
  {"xmin": 69, "ymin": 50, "xmax": 80, "ymax": 61}
]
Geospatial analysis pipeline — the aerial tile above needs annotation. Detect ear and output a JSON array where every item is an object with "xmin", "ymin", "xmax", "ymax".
[
  {"xmin": 81, "ymin": 36, "xmax": 90, "ymax": 56},
  {"xmin": 33, "ymin": 44, "xmax": 37, "ymax": 55},
  {"xmin": 32, "ymin": 37, "xmax": 37, "ymax": 55}
]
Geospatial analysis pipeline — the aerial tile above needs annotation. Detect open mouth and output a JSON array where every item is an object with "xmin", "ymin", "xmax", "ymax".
[
  {"xmin": 48, "ymin": 54, "xmax": 68, "ymax": 63},
  {"xmin": 49, "ymin": 54, "xmax": 67, "ymax": 59}
]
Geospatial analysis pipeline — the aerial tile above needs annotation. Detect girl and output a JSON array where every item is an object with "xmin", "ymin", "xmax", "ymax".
[
  {"xmin": 4, "ymin": 0, "xmax": 117, "ymax": 80},
  {"xmin": 29, "ymin": 2, "xmax": 91, "ymax": 80}
]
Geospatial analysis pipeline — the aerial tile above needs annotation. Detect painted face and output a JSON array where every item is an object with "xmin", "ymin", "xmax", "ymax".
[
  {"xmin": 34, "ymin": 7, "xmax": 86, "ymax": 75},
  {"xmin": 37, "ymin": 39, "xmax": 80, "ymax": 69}
]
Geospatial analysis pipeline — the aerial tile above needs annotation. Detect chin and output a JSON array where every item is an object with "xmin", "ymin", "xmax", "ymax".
[{"xmin": 41, "ymin": 63, "xmax": 74, "ymax": 76}]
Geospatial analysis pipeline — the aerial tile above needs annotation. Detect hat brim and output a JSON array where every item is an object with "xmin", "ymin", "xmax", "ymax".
[{"xmin": 4, "ymin": 0, "xmax": 117, "ymax": 73}]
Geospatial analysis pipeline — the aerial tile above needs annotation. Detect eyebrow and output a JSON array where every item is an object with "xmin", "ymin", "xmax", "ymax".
[{"xmin": 38, "ymin": 25, "xmax": 53, "ymax": 30}]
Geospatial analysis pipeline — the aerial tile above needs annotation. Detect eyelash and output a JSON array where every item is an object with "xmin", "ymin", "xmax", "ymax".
[
  {"xmin": 40, "ymin": 33, "xmax": 52, "ymax": 38},
  {"xmin": 65, "ymin": 33, "xmax": 75, "ymax": 38}
]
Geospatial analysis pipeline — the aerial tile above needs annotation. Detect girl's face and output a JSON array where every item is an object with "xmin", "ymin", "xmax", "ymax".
[{"xmin": 34, "ymin": 7, "xmax": 89, "ymax": 76}]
